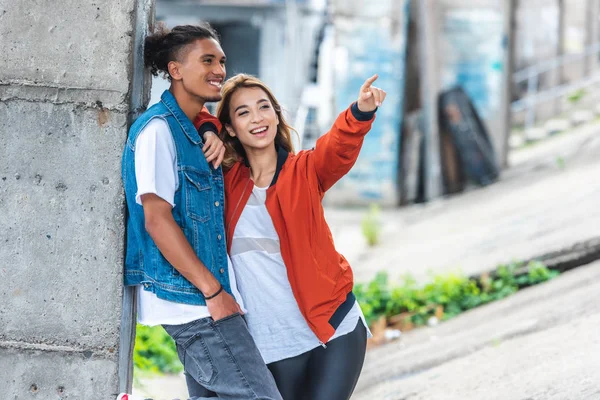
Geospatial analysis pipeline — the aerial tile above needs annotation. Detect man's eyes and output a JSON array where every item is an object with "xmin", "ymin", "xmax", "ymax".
[{"xmin": 202, "ymin": 59, "xmax": 226, "ymax": 65}]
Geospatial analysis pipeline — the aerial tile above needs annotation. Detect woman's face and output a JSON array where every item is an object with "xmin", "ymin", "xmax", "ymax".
[{"xmin": 226, "ymin": 87, "xmax": 279, "ymax": 152}]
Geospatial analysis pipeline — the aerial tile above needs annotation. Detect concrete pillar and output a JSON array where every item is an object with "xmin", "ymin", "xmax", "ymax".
[
  {"xmin": 417, "ymin": 0, "xmax": 444, "ymax": 200},
  {"xmin": 584, "ymin": 0, "xmax": 600, "ymax": 75},
  {"xmin": 558, "ymin": 0, "xmax": 566, "ymax": 85},
  {"xmin": 500, "ymin": 0, "xmax": 517, "ymax": 167},
  {"xmin": 0, "ymin": 0, "xmax": 153, "ymax": 398}
]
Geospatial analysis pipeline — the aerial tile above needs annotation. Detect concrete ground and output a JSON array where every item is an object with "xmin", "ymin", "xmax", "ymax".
[{"xmin": 352, "ymin": 260, "xmax": 600, "ymax": 400}]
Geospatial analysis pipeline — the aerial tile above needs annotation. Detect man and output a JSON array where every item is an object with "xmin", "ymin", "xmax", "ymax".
[{"xmin": 119, "ymin": 23, "xmax": 282, "ymax": 400}]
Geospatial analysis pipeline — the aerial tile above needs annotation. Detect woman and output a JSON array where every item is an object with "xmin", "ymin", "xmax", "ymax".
[{"xmin": 217, "ymin": 73, "xmax": 386, "ymax": 400}]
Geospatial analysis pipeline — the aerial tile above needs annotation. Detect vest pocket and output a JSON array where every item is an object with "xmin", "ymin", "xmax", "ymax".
[{"xmin": 183, "ymin": 169, "xmax": 211, "ymax": 223}]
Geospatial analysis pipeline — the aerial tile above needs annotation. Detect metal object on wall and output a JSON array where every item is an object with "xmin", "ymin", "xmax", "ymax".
[{"xmin": 439, "ymin": 86, "xmax": 499, "ymax": 187}]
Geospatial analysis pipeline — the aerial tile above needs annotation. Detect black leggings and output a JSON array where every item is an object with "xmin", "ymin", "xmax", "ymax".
[{"xmin": 267, "ymin": 320, "xmax": 367, "ymax": 400}]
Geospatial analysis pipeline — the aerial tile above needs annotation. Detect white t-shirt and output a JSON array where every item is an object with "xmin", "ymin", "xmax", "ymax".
[
  {"xmin": 134, "ymin": 118, "xmax": 245, "ymax": 326},
  {"xmin": 230, "ymin": 185, "xmax": 371, "ymax": 364}
]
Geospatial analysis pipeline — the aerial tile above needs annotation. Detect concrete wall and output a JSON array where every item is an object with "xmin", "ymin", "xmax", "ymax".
[
  {"xmin": 0, "ymin": 0, "xmax": 151, "ymax": 398},
  {"xmin": 327, "ymin": 0, "xmax": 410, "ymax": 206}
]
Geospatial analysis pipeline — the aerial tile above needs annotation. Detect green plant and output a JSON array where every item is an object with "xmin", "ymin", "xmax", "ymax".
[
  {"xmin": 361, "ymin": 204, "xmax": 382, "ymax": 247},
  {"xmin": 354, "ymin": 261, "xmax": 559, "ymax": 331},
  {"xmin": 519, "ymin": 260, "xmax": 560, "ymax": 286},
  {"xmin": 354, "ymin": 271, "xmax": 390, "ymax": 325},
  {"xmin": 567, "ymin": 89, "xmax": 586, "ymax": 105},
  {"xmin": 556, "ymin": 156, "xmax": 566, "ymax": 169},
  {"xmin": 134, "ymin": 324, "xmax": 182, "ymax": 376}
]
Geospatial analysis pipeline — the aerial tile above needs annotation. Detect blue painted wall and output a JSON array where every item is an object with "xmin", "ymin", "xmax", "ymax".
[{"xmin": 329, "ymin": 0, "xmax": 410, "ymax": 206}]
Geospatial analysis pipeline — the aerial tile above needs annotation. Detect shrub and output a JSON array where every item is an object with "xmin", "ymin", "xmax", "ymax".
[
  {"xmin": 354, "ymin": 261, "xmax": 559, "ymax": 329},
  {"xmin": 134, "ymin": 324, "xmax": 182, "ymax": 375},
  {"xmin": 361, "ymin": 204, "xmax": 382, "ymax": 247}
]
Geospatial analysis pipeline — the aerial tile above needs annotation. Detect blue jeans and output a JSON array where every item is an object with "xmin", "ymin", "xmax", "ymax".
[{"xmin": 163, "ymin": 313, "xmax": 282, "ymax": 400}]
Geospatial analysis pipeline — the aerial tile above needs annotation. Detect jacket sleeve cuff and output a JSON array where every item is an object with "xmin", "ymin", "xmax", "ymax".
[
  {"xmin": 351, "ymin": 102, "xmax": 377, "ymax": 121},
  {"xmin": 198, "ymin": 122, "xmax": 218, "ymax": 138}
]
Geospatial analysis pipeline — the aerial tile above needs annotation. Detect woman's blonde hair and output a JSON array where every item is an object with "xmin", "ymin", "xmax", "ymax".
[{"xmin": 216, "ymin": 74, "xmax": 295, "ymax": 170}]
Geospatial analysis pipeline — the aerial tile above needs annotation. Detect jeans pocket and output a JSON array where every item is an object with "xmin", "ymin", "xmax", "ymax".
[
  {"xmin": 211, "ymin": 312, "xmax": 241, "ymax": 325},
  {"xmin": 181, "ymin": 333, "xmax": 217, "ymax": 385}
]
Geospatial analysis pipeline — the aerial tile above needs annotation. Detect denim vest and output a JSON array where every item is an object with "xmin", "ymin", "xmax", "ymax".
[{"xmin": 122, "ymin": 90, "xmax": 230, "ymax": 305}]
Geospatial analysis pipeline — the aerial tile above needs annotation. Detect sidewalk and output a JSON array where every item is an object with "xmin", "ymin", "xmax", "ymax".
[
  {"xmin": 352, "ymin": 260, "xmax": 600, "ymax": 400},
  {"xmin": 326, "ymin": 121, "xmax": 600, "ymax": 283}
]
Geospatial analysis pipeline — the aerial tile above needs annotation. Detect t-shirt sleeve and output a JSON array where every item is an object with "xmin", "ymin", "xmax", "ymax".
[{"xmin": 134, "ymin": 119, "xmax": 178, "ymax": 207}]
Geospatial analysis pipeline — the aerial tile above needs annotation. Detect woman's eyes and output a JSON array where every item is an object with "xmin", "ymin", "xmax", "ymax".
[{"xmin": 237, "ymin": 105, "xmax": 270, "ymax": 117}]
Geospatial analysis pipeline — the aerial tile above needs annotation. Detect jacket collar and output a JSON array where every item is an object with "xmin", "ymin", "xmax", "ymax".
[
  {"xmin": 160, "ymin": 90, "xmax": 203, "ymax": 145},
  {"xmin": 242, "ymin": 145, "xmax": 289, "ymax": 187}
]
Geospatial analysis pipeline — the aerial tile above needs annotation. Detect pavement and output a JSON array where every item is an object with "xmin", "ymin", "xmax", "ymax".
[
  {"xmin": 351, "ymin": 260, "xmax": 600, "ymax": 400},
  {"xmin": 326, "ymin": 120, "xmax": 600, "ymax": 283}
]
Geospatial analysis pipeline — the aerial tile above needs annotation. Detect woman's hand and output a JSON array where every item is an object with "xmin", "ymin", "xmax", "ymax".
[
  {"xmin": 202, "ymin": 131, "xmax": 226, "ymax": 168},
  {"xmin": 357, "ymin": 74, "xmax": 386, "ymax": 112}
]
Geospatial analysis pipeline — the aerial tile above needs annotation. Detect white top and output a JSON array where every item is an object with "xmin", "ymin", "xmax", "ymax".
[
  {"xmin": 133, "ymin": 118, "xmax": 245, "ymax": 326},
  {"xmin": 230, "ymin": 185, "xmax": 370, "ymax": 364}
]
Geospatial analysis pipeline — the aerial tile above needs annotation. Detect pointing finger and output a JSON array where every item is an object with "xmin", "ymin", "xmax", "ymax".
[{"xmin": 361, "ymin": 74, "xmax": 378, "ymax": 91}]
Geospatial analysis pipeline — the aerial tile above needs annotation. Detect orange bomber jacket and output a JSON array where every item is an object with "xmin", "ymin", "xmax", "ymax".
[{"xmin": 220, "ymin": 103, "xmax": 376, "ymax": 344}]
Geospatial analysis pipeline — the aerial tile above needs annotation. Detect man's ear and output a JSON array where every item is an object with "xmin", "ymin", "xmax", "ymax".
[
  {"xmin": 168, "ymin": 61, "xmax": 182, "ymax": 81},
  {"xmin": 225, "ymin": 124, "xmax": 236, "ymax": 137}
]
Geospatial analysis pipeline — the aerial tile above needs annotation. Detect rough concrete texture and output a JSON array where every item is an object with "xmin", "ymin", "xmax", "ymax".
[
  {"xmin": 326, "ymin": 121, "xmax": 600, "ymax": 283},
  {"xmin": 0, "ymin": 0, "xmax": 135, "ymax": 109},
  {"xmin": 352, "ymin": 261, "xmax": 600, "ymax": 399},
  {"xmin": 0, "ymin": 0, "xmax": 146, "ymax": 397},
  {"xmin": 0, "ymin": 101, "xmax": 127, "ymax": 349},
  {"xmin": 1, "ymin": 347, "xmax": 119, "ymax": 400}
]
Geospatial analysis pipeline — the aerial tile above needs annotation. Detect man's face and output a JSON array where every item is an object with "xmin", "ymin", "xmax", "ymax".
[{"xmin": 173, "ymin": 38, "xmax": 226, "ymax": 102}]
